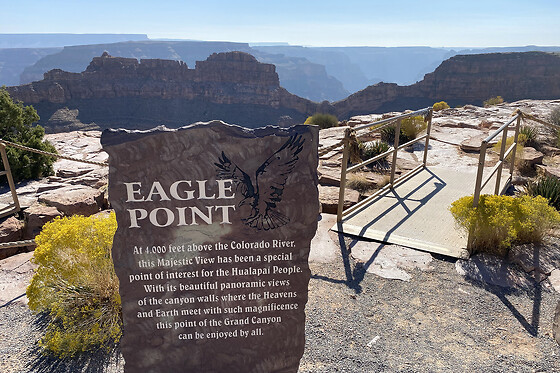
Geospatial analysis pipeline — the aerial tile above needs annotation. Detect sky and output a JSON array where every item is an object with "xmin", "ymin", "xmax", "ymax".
[{"xmin": 1, "ymin": 0, "xmax": 559, "ymax": 47}]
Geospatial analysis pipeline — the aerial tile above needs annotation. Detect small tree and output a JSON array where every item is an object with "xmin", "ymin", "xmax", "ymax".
[{"xmin": 0, "ymin": 88, "xmax": 57, "ymax": 182}]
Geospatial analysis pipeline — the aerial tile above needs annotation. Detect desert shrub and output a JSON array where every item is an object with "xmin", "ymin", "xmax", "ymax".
[
  {"xmin": 0, "ymin": 88, "xmax": 57, "ymax": 182},
  {"xmin": 360, "ymin": 140, "xmax": 389, "ymax": 161},
  {"xmin": 519, "ymin": 125, "xmax": 538, "ymax": 147},
  {"xmin": 380, "ymin": 125, "xmax": 399, "ymax": 143},
  {"xmin": 483, "ymin": 96, "xmax": 504, "ymax": 107},
  {"xmin": 304, "ymin": 113, "xmax": 338, "ymax": 129},
  {"xmin": 347, "ymin": 172, "xmax": 374, "ymax": 193},
  {"xmin": 549, "ymin": 107, "xmax": 560, "ymax": 126},
  {"xmin": 493, "ymin": 133, "xmax": 527, "ymax": 166},
  {"xmin": 380, "ymin": 116, "xmax": 427, "ymax": 144},
  {"xmin": 433, "ymin": 101, "xmax": 450, "ymax": 111},
  {"xmin": 27, "ymin": 213, "xmax": 121, "ymax": 357},
  {"xmin": 524, "ymin": 176, "xmax": 560, "ymax": 211},
  {"xmin": 400, "ymin": 116, "xmax": 427, "ymax": 141},
  {"xmin": 450, "ymin": 194, "xmax": 560, "ymax": 255}
]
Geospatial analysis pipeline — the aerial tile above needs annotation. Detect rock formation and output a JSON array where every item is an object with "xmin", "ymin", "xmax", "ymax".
[
  {"xmin": 8, "ymin": 51, "xmax": 317, "ymax": 130},
  {"xmin": 6, "ymin": 51, "xmax": 560, "ymax": 131},
  {"xmin": 333, "ymin": 52, "xmax": 560, "ymax": 118}
]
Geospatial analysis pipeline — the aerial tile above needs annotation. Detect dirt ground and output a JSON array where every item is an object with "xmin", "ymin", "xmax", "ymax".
[{"xmin": 2, "ymin": 232, "xmax": 560, "ymax": 372}]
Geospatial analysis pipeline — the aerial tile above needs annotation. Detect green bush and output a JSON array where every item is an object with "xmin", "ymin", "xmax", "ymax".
[
  {"xmin": 27, "ymin": 213, "xmax": 121, "ymax": 357},
  {"xmin": 359, "ymin": 140, "xmax": 390, "ymax": 169},
  {"xmin": 433, "ymin": 101, "xmax": 450, "ymax": 111},
  {"xmin": 519, "ymin": 125, "xmax": 538, "ymax": 147},
  {"xmin": 483, "ymin": 96, "xmax": 504, "ymax": 107},
  {"xmin": 524, "ymin": 176, "xmax": 560, "ymax": 211},
  {"xmin": 380, "ymin": 125, "xmax": 399, "ymax": 144},
  {"xmin": 450, "ymin": 194, "xmax": 560, "ymax": 255},
  {"xmin": 304, "ymin": 113, "xmax": 338, "ymax": 129},
  {"xmin": 380, "ymin": 116, "xmax": 427, "ymax": 144},
  {"xmin": 0, "ymin": 88, "xmax": 57, "ymax": 182}
]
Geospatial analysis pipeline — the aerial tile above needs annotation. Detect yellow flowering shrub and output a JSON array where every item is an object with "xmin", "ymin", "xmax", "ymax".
[
  {"xmin": 493, "ymin": 133, "xmax": 527, "ymax": 169},
  {"xmin": 26, "ymin": 212, "xmax": 121, "ymax": 357},
  {"xmin": 450, "ymin": 195, "xmax": 560, "ymax": 255},
  {"xmin": 433, "ymin": 101, "xmax": 450, "ymax": 111}
]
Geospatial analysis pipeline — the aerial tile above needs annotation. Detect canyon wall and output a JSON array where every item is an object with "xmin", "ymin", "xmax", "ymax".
[
  {"xmin": 6, "ymin": 51, "xmax": 560, "ymax": 131},
  {"xmin": 333, "ymin": 52, "xmax": 560, "ymax": 118},
  {"xmin": 8, "ymin": 51, "xmax": 317, "ymax": 130}
]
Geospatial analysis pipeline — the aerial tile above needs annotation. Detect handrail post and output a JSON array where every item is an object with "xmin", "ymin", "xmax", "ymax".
[
  {"xmin": 422, "ymin": 107, "xmax": 434, "ymax": 167},
  {"xmin": 336, "ymin": 129, "xmax": 352, "ymax": 222},
  {"xmin": 0, "ymin": 142, "xmax": 21, "ymax": 213},
  {"xmin": 389, "ymin": 119, "xmax": 401, "ymax": 186},
  {"xmin": 473, "ymin": 141, "xmax": 487, "ymax": 207},
  {"xmin": 494, "ymin": 121, "xmax": 509, "ymax": 195},
  {"xmin": 509, "ymin": 114, "xmax": 522, "ymax": 176},
  {"xmin": 422, "ymin": 108, "xmax": 433, "ymax": 167}
]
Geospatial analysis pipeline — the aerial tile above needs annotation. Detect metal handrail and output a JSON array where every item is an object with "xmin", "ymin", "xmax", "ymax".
[
  {"xmin": 472, "ymin": 113, "xmax": 521, "ymax": 207},
  {"xmin": 337, "ymin": 107, "xmax": 433, "ymax": 222}
]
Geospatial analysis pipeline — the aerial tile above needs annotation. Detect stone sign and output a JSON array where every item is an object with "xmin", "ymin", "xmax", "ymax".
[{"xmin": 101, "ymin": 121, "xmax": 319, "ymax": 372}]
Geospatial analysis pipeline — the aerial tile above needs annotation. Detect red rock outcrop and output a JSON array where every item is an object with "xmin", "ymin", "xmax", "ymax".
[
  {"xmin": 7, "ymin": 51, "xmax": 316, "ymax": 129},
  {"xmin": 6, "ymin": 51, "xmax": 560, "ymax": 129}
]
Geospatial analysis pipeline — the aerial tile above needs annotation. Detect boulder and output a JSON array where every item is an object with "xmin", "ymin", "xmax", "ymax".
[
  {"xmin": 460, "ymin": 136, "xmax": 484, "ymax": 152},
  {"xmin": 318, "ymin": 165, "xmax": 341, "ymax": 187},
  {"xmin": 38, "ymin": 185, "xmax": 104, "ymax": 216},
  {"xmin": 520, "ymin": 147, "xmax": 544, "ymax": 166},
  {"xmin": 507, "ymin": 243, "xmax": 560, "ymax": 275},
  {"xmin": 56, "ymin": 167, "xmax": 95, "ymax": 178},
  {"xmin": 318, "ymin": 185, "xmax": 359, "ymax": 214},
  {"xmin": 540, "ymin": 166, "xmax": 560, "ymax": 179},
  {"xmin": 456, "ymin": 253, "xmax": 536, "ymax": 289},
  {"xmin": 0, "ymin": 216, "xmax": 25, "ymax": 260},
  {"xmin": 24, "ymin": 202, "xmax": 62, "ymax": 239},
  {"xmin": 541, "ymin": 145, "xmax": 560, "ymax": 156},
  {"xmin": 351, "ymin": 243, "xmax": 433, "ymax": 281},
  {"xmin": 309, "ymin": 214, "xmax": 341, "ymax": 263}
]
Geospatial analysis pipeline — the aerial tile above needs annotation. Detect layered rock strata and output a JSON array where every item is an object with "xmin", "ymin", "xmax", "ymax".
[
  {"xmin": 8, "ymin": 52, "xmax": 316, "ymax": 130},
  {"xmin": 333, "ymin": 52, "xmax": 560, "ymax": 118}
]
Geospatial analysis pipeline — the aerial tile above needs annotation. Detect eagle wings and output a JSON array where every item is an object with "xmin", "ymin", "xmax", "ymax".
[{"xmin": 215, "ymin": 135, "xmax": 305, "ymax": 231}]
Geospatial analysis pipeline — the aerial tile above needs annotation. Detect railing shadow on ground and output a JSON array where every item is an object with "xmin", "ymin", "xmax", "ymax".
[
  {"xmin": 310, "ymin": 231, "xmax": 382, "ymax": 295},
  {"xmin": 25, "ymin": 313, "xmax": 121, "ymax": 373},
  {"xmin": 0, "ymin": 293, "xmax": 26, "ymax": 308},
  {"xmin": 354, "ymin": 168, "xmax": 446, "ymax": 240},
  {"xmin": 463, "ymin": 249, "xmax": 544, "ymax": 337}
]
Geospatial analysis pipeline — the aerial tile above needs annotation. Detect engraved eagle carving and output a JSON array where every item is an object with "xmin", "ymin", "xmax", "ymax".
[{"xmin": 215, "ymin": 135, "xmax": 305, "ymax": 231}]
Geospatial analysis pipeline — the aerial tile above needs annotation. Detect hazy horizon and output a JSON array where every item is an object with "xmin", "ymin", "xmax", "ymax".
[{"xmin": 1, "ymin": 0, "xmax": 558, "ymax": 48}]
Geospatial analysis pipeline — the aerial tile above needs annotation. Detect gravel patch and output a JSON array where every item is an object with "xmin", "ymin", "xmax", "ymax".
[{"xmin": 2, "ymin": 240, "xmax": 560, "ymax": 372}]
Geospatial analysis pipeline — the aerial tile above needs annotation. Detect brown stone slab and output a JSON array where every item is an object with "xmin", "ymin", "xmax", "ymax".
[{"xmin": 102, "ymin": 121, "xmax": 319, "ymax": 373}]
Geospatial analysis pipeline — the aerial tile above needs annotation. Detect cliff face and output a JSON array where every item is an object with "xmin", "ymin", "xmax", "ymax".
[
  {"xmin": 7, "ymin": 51, "xmax": 560, "ymax": 130},
  {"xmin": 8, "ymin": 52, "xmax": 317, "ymax": 130},
  {"xmin": 334, "ymin": 52, "xmax": 560, "ymax": 118},
  {"xmin": 15, "ymin": 40, "xmax": 348, "ymax": 102}
]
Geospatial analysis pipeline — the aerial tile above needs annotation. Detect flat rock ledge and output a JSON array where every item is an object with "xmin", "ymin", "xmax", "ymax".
[{"xmin": 351, "ymin": 242, "xmax": 433, "ymax": 281}]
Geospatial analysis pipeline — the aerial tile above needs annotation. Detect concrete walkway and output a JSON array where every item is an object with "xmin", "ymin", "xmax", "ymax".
[{"xmin": 333, "ymin": 166, "xmax": 508, "ymax": 259}]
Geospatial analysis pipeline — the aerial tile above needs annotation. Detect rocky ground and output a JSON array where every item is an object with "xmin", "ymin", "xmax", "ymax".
[{"xmin": 1, "ymin": 99, "xmax": 560, "ymax": 372}]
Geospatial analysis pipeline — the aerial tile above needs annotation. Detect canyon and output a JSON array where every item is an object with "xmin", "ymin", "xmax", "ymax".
[{"xmin": 6, "ymin": 51, "xmax": 560, "ymax": 132}]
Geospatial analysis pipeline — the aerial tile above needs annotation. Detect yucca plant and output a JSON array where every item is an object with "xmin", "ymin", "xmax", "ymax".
[
  {"xmin": 524, "ymin": 176, "xmax": 560, "ymax": 211},
  {"xmin": 519, "ymin": 125, "xmax": 538, "ymax": 148},
  {"xmin": 359, "ymin": 140, "xmax": 390, "ymax": 169}
]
